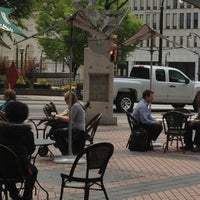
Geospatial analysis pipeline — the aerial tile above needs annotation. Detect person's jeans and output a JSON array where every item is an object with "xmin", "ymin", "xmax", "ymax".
[
  {"xmin": 141, "ymin": 123, "xmax": 163, "ymax": 141},
  {"xmin": 185, "ymin": 121, "xmax": 200, "ymax": 147},
  {"xmin": 53, "ymin": 127, "xmax": 85, "ymax": 155}
]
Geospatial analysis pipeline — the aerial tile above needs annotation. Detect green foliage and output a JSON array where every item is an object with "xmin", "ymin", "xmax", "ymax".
[
  {"xmin": 0, "ymin": 57, "xmax": 10, "ymax": 75},
  {"xmin": 34, "ymin": 78, "xmax": 51, "ymax": 86},
  {"xmin": 35, "ymin": 0, "xmax": 143, "ymax": 69}
]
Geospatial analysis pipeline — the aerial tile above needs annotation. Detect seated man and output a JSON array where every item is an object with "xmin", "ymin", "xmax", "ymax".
[
  {"xmin": 132, "ymin": 90, "xmax": 163, "ymax": 148},
  {"xmin": 0, "ymin": 101, "xmax": 38, "ymax": 200},
  {"xmin": 184, "ymin": 92, "xmax": 200, "ymax": 151}
]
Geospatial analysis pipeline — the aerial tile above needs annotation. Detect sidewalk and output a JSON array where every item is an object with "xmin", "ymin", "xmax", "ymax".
[{"xmin": 34, "ymin": 122, "xmax": 200, "ymax": 200}]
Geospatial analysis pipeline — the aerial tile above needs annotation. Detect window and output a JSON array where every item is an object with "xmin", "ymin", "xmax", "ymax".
[
  {"xmin": 180, "ymin": 36, "xmax": 183, "ymax": 45},
  {"xmin": 166, "ymin": 14, "xmax": 170, "ymax": 29},
  {"xmin": 146, "ymin": 14, "xmax": 150, "ymax": 26},
  {"xmin": 169, "ymin": 70, "xmax": 186, "ymax": 83},
  {"xmin": 153, "ymin": 0, "xmax": 157, "ymax": 9},
  {"xmin": 153, "ymin": 14, "xmax": 157, "ymax": 29},
  {"xmin": 179, "ymin": 13, "xmax": 184, "ymax": 29},
  {"xmin": 140, "ymin": 0, "xmax": 144, "ymax": 10},
  {"xmin": 166, "ymin": 0, "xmax": 171, "ymax": 9},
  {"xmin": 130, "ymin": 67, "xmax": 149, "ymax": 79},
  {"xmin": 173, "ymin": 0, "xmax": 178, "ymax": 9},
  {"xmin": 173, "ymin": 36, "xmax": 176, "ymax": 47},
  {"xmin": 172, "ymin": 13, "xmax": 177, "ymax": 29},
  {"xmin": 147, "ymin": 0, "xmax": 151, "ymax": 10},
  {"xmin": 194, "ymin": 36, "xmax": 198, "ymax": 47},
  {"xmin": 156, "ymin": 69, "xmax": 165, "ymax": 82},
  {"xmin": 194, "ymin": 13, "xmax": 198, "ymax": 29},
  {"xmin": 186, "ymin": 13, "xmax": 191, "ymax": 29}
]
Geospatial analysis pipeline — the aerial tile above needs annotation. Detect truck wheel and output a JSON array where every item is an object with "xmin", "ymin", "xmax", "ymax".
[
  {"xmin": 171, "ymin": 103, "xmax": 185, "ymax": 108},
  {"xmin": 116, "ymin": 94, "xmax": 134, "ymax": 112}
]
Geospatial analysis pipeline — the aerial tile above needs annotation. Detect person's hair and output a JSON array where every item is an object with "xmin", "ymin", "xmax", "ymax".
[
  {"xmin": 64, "ymin": 91, "xmax": 78, "ymax": 105},
  {"xmin": 142, "ymin": 89, "xmax": 154, "ymax": 99},
  {"xmin": 5, "ymin": 101, "xmax": 29, "ymax": 123},
  {"xmin": 3, "ymin": 89, "xmax": 16, "ymax": 101}
]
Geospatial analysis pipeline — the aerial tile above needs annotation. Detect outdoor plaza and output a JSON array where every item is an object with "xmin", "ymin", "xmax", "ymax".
[{"xmin": 33, "ymin": 117, "xmax": 200, "ymax": 200}]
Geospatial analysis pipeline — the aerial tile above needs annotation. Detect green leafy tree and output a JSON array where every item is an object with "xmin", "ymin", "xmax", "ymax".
[{"xmin": 36, "ymin": 0, "xmax": 143, "ymax": 72}]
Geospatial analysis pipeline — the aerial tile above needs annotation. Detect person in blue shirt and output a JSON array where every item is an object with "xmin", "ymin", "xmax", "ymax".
[
  {"xmin": 0, "ymin": 88, "xmax": 16, "ymax": 114},
  {"xmin": 132, "ymin": 89, "xmax": 163, "ymax": 144}
]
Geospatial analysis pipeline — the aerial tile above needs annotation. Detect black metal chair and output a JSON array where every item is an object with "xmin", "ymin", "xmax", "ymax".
[
  {"xmin": 85, "ymin": 113, "xmax": 102, "ymax": 145},
  {"xmin": 125, "ymin": 110, "xmax": 153, "ymax": 151},
  {"xmin": 59, "ymin": 142, "xmax": 114, "ymax": 200},
  {"xmin": 162, "ymin": 111, "xmax": 188, "ymax": 153},
  {"xmin": 0, "ymin": 144, "xmax": 26, "ymax": 200}
]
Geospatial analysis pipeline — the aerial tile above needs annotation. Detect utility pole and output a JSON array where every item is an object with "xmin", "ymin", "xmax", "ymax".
[{"xmin": 159, "ymin": 0, "xmax": 164, "ymax": 66}]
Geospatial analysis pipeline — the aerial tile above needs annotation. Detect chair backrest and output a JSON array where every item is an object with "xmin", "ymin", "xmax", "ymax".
[
  {"xmin": 69, "ymin": 142, "xmax": 114, "ymax": 179},
  {"xmin": 43, "ymin": 101, "xmax": 58, "ymax": 117},
  {"xmin": 162, "ymin": 111, "xmax": 188, "ymax": 133},
  {"xmin": 125, "ymin": 111, "xmax": 139, "ymax": 134},
  {"xmin": 0, "ymin": 144, "xmax": 24, "ymax": 181},
  {"xmin": 85, "ymin": 113, "xmax": 102, "ymax": 143}
]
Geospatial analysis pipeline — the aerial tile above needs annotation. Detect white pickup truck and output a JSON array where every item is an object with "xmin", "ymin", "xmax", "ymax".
[{"xmin": 113, "ymin": 65, "xmax": 200, "ymax": 112}]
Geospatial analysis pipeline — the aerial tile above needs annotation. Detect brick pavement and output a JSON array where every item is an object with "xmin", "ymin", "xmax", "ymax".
[{"xmin": 32, "ymin": 120, "xmax": 200, "ymax": 200}]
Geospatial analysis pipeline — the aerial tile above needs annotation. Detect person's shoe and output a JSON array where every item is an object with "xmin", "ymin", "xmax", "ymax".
[
  {"xmin": 180, "ymin": 145, "xmax": 193, "ymax": 151},
  {"xmin": 191, "ymin": 146, "xmax": 200, "ymax": 152}
]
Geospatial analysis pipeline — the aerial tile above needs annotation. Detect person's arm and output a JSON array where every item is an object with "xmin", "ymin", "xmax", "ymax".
[
  {"xmin": 27, "ymin": 130, "xmax": 36, "ymax": 155},
  {"xmin": 54, "ymin": 114, "xmax": 69, "ymax": 122}
]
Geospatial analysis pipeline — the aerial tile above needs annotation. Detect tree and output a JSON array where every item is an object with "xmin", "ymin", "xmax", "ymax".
[{"xmin": 35, "ymin": 0, "xmax": 143, "ymax": 73}]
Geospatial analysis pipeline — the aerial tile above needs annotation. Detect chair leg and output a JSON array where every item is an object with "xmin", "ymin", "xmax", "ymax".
[
  {"xmin": 101, "ymin": 181, "xmax": 109, "ymax": 200},
  {"xmin": 59, "ymin": 179, "xmax": 64, "ymax": 200},
  {"xmin": 84, "ymin": 185, "xmax": 89, "ymax": 200}
]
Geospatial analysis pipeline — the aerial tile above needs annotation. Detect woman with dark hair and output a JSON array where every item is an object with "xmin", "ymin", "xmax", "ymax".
[
  {"xmin": 51, "ymin": 91, "xmax": 86, "ymax": 155},
  {"xmin": 0, "ymin": 101, "xmax": 37, "ymax": 200}
]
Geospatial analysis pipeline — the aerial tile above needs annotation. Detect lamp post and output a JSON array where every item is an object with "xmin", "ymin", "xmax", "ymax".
[
  {"xmin": 19, "ymin": 48, "xmax": 24, "ymax": 74},
  {"xmin": 189, "ymin": 32, "xmax": 200, "ymax": 81},
  {"xmin": 24, "ymin": 45, "xmax": 29, "ymax": 69},
  {"xmin": 165, "ymin": 52, "xmax": 170, "ymax": 66},
  {"xmin": 158, "ymin": 0, "xmax": 164, "ymax": 66}
]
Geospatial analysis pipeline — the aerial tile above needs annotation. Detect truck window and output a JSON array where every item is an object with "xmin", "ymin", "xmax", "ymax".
[
  {"xmin": 130, "ymin": 67, "xmax": 149, "ymax": 79},
  {"xmin": 156, "ymin": 69, "xmax": 165, "ymax": 82},
  {"xmin": 169, "ymin": 70, "xmax": 186, "ymax": 83}
]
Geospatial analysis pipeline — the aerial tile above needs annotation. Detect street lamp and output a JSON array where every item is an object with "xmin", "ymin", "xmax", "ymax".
[
  {"xmin": 165, "ymin": 52, "xmax": 170, "ymax": 66},
  {"xmin": 19, "ymin": 48, "xmax": 24, "ymax": 74},
  {"xmin": 24, "ymin": 45, "xmax": 29, "ymax": 68}
]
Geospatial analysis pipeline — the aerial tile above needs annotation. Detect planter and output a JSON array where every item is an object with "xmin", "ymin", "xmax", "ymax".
[
  {"xmin": 33, "ymin": 84, "xmax": 51, "ymax": 89},
  {"xmin": 14, "ymin": 84, "xmax": 30, "ymax": 88}
]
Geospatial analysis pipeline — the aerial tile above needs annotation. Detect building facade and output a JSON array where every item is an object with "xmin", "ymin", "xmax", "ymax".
[{"xmin": 128, "ymin": 0, "xmax": 200, "ymax": 81}]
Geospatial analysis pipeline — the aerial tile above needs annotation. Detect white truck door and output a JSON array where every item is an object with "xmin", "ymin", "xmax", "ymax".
[
  {"xmin": 152, "ymin": 68, "xmax": 169, "ymax": 102},
  {"xmin": 167, "ymin": 69, "xmax": 193, "ymax": 103}
]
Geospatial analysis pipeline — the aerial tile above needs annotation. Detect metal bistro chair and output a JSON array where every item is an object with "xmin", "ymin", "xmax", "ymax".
[
  {"xmin": 125, "ymin": 110, "xmax": 153, "ymax": 151},
  {"xmin": 59, "ymin": 142, "xmax": 114, "ymax": 200},
  {"xmin": 162, "ymin": 111, "xmax": 188, "ymax": 153},
  {"xmin": 0, "ymin": 144, "xmax": 26, "ymax": 200},
  {"xmin": 85, "ymin": 113, "xmax": 102, "ymax": 146}
]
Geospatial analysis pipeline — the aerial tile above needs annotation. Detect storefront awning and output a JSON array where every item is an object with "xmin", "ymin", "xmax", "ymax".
[
  {"xmin": 0, "ymin": 6, "xmax": 27, "ymax": 38},
  {"xmin": 123, "ymin": 24, "xmax": 161, "ymax": 46}
]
